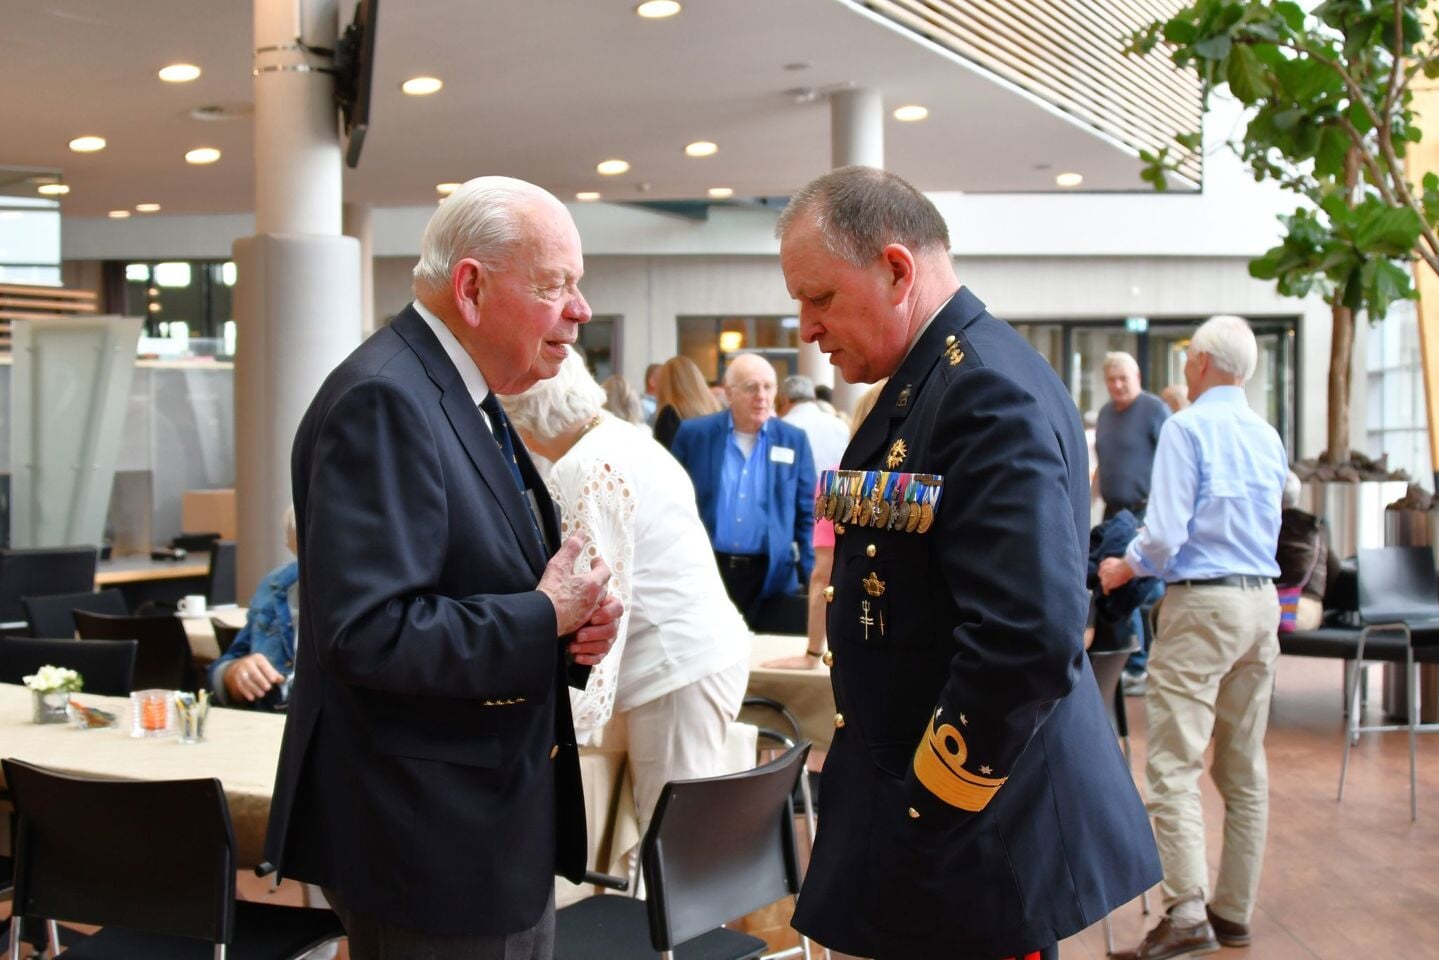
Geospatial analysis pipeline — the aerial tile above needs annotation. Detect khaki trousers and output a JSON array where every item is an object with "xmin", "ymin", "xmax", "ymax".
[{"xmin": 1145, "ymin": 582, "xmax": 1279, "ymax": 923}]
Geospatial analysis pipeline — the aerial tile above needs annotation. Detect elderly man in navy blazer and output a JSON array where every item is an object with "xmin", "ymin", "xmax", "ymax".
[{"xmin": 670, "ymin": 353, "xmax": 816, "ymax": 629}]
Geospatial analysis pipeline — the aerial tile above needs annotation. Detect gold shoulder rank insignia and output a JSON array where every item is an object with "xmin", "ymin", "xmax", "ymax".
[
  {"xmin": 945, "ymin": 342, "xmax": 965, "ymax": 366},
  {"xmin": 886, "ymin": 438, "xmax": 908, "ymax": 469}
]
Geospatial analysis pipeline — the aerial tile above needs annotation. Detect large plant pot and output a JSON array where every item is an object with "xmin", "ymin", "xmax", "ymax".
[{"xmin": 1300, "ymin": 479, "xmax": 1409, "ymax": 560}]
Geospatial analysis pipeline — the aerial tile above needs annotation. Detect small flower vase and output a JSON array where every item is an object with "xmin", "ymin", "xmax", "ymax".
[{"xmin": 32, "ymin": 689, "xmax": 69, "ymax": 724}]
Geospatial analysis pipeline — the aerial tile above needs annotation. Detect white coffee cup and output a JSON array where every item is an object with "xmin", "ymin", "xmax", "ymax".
[{"xmin": 178, "ymin": 594, "xmax": 208, "ymax": 616}]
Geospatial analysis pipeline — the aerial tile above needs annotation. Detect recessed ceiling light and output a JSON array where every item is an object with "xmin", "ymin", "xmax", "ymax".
[
  {"xmin": 684, "ymin": 140, "xmax": 718, "ymax": 158},
  {"xmin": 69, "ymin": 136, "xmax": 107, "ymax": 153},
  {"xmin": 108, "ymin": 210, "xmax": 131, "ymax": 219},
  {"xmin": 401, "ymin": 76, "xmax": 443, "ymax": 95},
  {"xmin": 37, "ymin": 183, "xmax": 70, "ymax": 196},
  {"xmin": 436, "ymin": 182, "xmax": 461, "ymax": 195},
  {"xmin": 136, "ymin": 202, "xmax": 162, "ymax": 212},
  {"xmin": 707, "ymin": 187, "xmax": 734, "ymax": 199},
  {"xmin": 576, "ymin": 191, "xmax": 602, "ymax": 202},
  {"xmin": 185, "ymin": 147, "xmax": 221, "ymax": 165},
  {"xmin": 1055, "ymin": 171, "xmax": 1084, "ymax": 187},
  {"xmin": 636, "ymin": 1, "xmax": 681, "ymax": 18},
  {"xmin": 596, "ymin": 159, "xmax": 630, "ymax": 176},
  {"xmin": 158, "ymin": 63, "xmax": 201, "ymax": 83},
  {"xmin": 893, "ymin": 104, "xmax": 929, "ymax": 122}
]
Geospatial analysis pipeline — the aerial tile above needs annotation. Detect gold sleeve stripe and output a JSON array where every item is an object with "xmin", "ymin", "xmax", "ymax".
[{"xmin": 915, "ymin": 728, "xmax": 1007, "ymax": 811}]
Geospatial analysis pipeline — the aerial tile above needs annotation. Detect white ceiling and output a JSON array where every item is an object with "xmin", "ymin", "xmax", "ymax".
[{"xmin": 1, "ymin": 0, "xmax": 1159, "ymax": 219}]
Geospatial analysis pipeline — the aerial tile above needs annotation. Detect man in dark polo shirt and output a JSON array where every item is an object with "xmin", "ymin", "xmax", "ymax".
[{"xmin": 1094, "ymin": 351, "xmax": 1169, "ymax": 690}]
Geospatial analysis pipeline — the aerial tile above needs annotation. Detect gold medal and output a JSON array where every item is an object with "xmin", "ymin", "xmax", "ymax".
[
  {"xmin": 893, "ymin": 501, "xmax": 909, "ymax": 531},
  {"xmin": 814, "ymin": 495, "xmax": 826, "ymax": 522},
  {"xmin": 906, "ymin": 498, "xmax": 922, "ymax": 533},
  {"xmin": 858, "ymin": 498, "xmax": 874, "ymax": 527},
  {"xmin": 826, "ymin": 494, "xmax": 839, "ymax": 520},
  {"xmin": 874, "ymin": 499, "xmax": 891, "ymax": 529},
  {"xmin": 840, "ymin": 494, "xmax": 853, "ymax": 523},
  {"xmin": 918, "ymin": 502, "xmax": 935, "ymax": 534}
]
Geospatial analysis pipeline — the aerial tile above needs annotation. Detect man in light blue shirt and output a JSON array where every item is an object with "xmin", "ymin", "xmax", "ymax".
[{"xmin": 1100, "ymin": 315, "xmax": 1288, "ymax": 960}]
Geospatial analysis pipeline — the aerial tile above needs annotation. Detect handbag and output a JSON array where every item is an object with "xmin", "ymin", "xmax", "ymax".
[{"xmin": 1277, "ymin": 529, "xmax": 1322, "ymax": 634}]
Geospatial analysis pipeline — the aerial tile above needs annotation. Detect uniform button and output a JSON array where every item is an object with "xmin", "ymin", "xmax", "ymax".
[
  {"xmin": 908, "ymin": 807, "xmax": 921, "ymax": 819},
  {"xmin": 823, "ymin": 586, "xmax": 835, "ymax": 602},
  {"xmin": 822, "ymin": 650, "xmax": 834, "ymax": 667},
  {"xmin": 834, "ymin": 523, "xmax": 846, "ymax": 535},
  {"xmin": 866, "ymin": 544, "xmax": 876, "ymax": 557},
  {"xmin": 549, "ymin": 745, "xmax": 559, "ymax": 760},
  {"xmin": 833, "ymin": 713, "xmax": 845, "ymax": 729}
]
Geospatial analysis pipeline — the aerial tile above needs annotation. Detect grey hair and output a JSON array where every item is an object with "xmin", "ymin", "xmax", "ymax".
[
  {"xmin": 781, "ymin": 374, "xmax": 816, "ymax": 402},
  {"xmin": 502, "ymin": 346, "xmax": 606, "ymax": 442},
  {"xmin": 1283, "ymin": 469, "xmax": 1302, "ymax": 509},
  {"xmin": 1191, "ymin": 314, "xmax": 1258, "ymax": 381},
  {"xmin": 1102, "ymin": 351, "xmax": 1138, "ymax": 374},
  {"xmin": 412, "ymin": 177, "xmax": 560, "ymax": 294},
  {"xmin": 775, "ymin": 165, "xmax": 950, "ymax": 266}
]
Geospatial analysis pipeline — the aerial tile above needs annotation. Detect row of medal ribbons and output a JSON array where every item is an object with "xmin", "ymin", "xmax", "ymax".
[{"xmin": 816, "ymin": 468, "xmax": 945, "ymax": 534}]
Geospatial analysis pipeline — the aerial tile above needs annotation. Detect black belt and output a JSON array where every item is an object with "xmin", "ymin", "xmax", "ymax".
[
  {"xmin": 1173, "ymin": 575, "xmax": 1272, "ymax": 589},
  {"xmin": 715, "ymin": 552, "xmax": 764, "ymax": 569}
]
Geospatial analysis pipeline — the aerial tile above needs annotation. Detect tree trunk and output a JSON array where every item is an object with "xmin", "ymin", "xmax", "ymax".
[{"xmin": 1327, "ymin": 295, "xmax": 1354, "ymax": 465}]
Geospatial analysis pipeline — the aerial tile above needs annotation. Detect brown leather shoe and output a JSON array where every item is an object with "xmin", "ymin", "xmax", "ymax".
[
  {"xmin": 1206, "ymin": 905, "xmax": 1252, "ymax": 947},
  {"xmin": 1111, "ymin": 917, "xmax": 1220, "ymax": 960}
]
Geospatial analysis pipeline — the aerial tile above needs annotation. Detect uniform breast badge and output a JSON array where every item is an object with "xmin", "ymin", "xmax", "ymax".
[
  {"xmin": 886, "ymin": 438, "xmax": 908, "ymax": 469},
  {"xmin": 861, "ymin": 572, "xmax": 886, "ymax": 596}
]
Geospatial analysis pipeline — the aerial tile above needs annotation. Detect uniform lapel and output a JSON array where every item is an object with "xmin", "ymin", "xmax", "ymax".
[
  {"xmin": 841, "ymin": 289, "xmax": 986, "ymax": 469},
  {"xmin": 391, "ymin": 308, "xmax": 548, "ymax": 577}
]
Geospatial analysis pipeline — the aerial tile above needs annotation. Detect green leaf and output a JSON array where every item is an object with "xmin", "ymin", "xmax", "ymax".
[
  {"xmin": 1314, "ymin": 125, "xmax": 1350, "ymax": 178},
  {"xmin": 1194, "ymin": 32, "xmax": 1234, "ymax": 60},
  {"xmin": 1227, "ymin": 43, "xmax": 1269, "ymax": 101},
  {"xmin": 1343, "ymin": 265, "xmax": 1365, "ymax": 311},
  {"xmin": 1354, "ymin": 204, "xmax": 1423, "ymax": 254},
  {"xmin": 1163, "ymin": 19, "xmax": 1199, "ymax": 44},
  {"xmin": 1274, "ymin": 1, "xmax": 1306, "ymax": 31},
  {"xmin": 1175, "ymin": 130, "xmax": 1203, "ymax": 151}
]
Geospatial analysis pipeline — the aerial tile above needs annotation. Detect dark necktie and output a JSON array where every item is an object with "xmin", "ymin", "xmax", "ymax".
[{"xmin": 479, "ymin": 391, "xmax": 548, "ymax": 551}]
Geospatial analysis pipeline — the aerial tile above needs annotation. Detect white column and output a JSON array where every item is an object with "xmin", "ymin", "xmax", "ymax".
[
  {"xmin": 798, "ymin": 340, "xmax": 833, "ymax": 390},
  {"xmin": 234, "ymin": 0, "xmax": 361, "ymax": 597},
  {"xmin": 343, "ymin": 201, "xmax": 376, "ymax": 337},
  {"xmin": 828, "ymin": 87, "xmax": 884, "ymax": 415}
]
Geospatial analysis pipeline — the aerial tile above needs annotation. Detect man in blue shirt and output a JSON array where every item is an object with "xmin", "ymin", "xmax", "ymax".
[
  {"xmin": 671, "ymin": 352, "xmax": 815, "ymax": 628},
  {"xmin": 1100, "ymin": 315, "xmax": 1288, "ymax": 960}
]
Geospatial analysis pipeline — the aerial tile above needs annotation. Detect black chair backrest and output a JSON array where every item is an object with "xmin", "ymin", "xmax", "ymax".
[
  {"xmin": 171, "ymin": 532, "xmax": 221, "ymax": 554},
  {"xmin": 0, "ymin": 636, "xmax": 138, "ymax": 696},
  {"xmin": 1357, "ymin": 546, "xmax": 1439, "ymax": 625},
  {"xmin": 1087, "ymin": 644, "xmax": 1136, "ymax": 738},
  {"xmin": 210, "ymin": 618, "xmax": 242, "ymax": 656},
  {"xmin": 0, "ymin": 547, "xmax": 98, "ymax": 623},
  {"xmin": 2, "ymin": 759, "xmax": 237, "ymax": 945},
  {"xmin": 21, "ymin": 588, "xmax": 127, "ymax": 638},
  {"xmin": 206, "ymin": 541, "xmax": 237, "ymax": 606},
  {"xmin": 73, "ymin": 610, "xmax": 195, "ymax": 690},
  {"xmin": 641, "ymin": 742, "xmax": 809, "ymax": 951}
]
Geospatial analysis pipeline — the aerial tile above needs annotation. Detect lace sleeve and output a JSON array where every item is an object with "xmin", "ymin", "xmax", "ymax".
[{"xmin": 548, "ymin": 451, "xmax": 637, "ymax": 745}]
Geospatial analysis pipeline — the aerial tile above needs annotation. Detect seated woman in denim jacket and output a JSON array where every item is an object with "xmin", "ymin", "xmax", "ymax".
[{"xmin": 208, "ymin": 508, "xmax": 298, "ymax": 709}]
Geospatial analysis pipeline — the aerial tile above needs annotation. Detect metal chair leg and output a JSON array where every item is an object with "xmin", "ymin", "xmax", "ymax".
[
  {"xmin": 1338, "ymin": 632, "xmax": 1369, "ymax": 802},
  {"xmin": 1101, "ymin": 913, "xmax": 1115, "ymax": 956},
  {"xmin": 1410, "ymin": 648, "xmax": 1420, "ymax": 821},
  {"xmin": 1141, "ymin": 888, "xmax": 1151, "ymax": 915}
]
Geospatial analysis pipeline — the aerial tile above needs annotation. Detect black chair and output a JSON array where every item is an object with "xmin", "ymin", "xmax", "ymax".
[
  {"xmin": 210, "ymin": 618, "xmax": 243, "ymax": 657},
  {"xmin": 554, "ymin": 743, "xmax": 812, "ymax": 960},
  {"xmin": 0, "ymin": 636, "xmax": 138, "ymax": 697},
  {"xmin": 206, "ymin": 541, "xmax": 238, "ymax": 607},
  {"xmin": 1338, "ymin": 546, "xmax": 1439, "ymax": 820},
  {"xmin": 72, "ymin": 610, "xmax": 196, "ymax": 691},
  {"xmin": 0, "ymin": 546, "xmax": 98, "ymax": 625},
  {"xmin": 170, "ymin": 532, "xmax": 221, "ymax": 554},
  {"xmin": 2, "ymin": 758, "xmax": 344, "ymax": 960},
  {"xmin": 20, "ymin": 588, "xmax": 127, "ymax": 639},
  {"xmin": 742, "ymin": 695, "xmax": 818, "ymax": 842}
]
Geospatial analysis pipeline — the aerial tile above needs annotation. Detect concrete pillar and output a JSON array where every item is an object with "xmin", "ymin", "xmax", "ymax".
[
  {"xmin": 827, "ymin": 87, "xmax": 884, "ymax": 415},
  {"xmin": 1409, "ymin": 82, "xmax": 1439, "ymax": 490},
  {"xmin": 797, "ymin": 340, "xmax": 833, "ymax": 390},
  {"xmin": 343, "ymin": 201, "xmax": 376, "ymax": 337},
  {"xmin": 234, "ymin": 0, "xmax": 361, "ymax": 596}
]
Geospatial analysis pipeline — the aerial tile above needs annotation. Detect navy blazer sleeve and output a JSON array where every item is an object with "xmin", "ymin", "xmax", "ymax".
[
  {"xmin": 907, "ymin": 365, "xmax": 1086, "ymax": 818},
  {"xmin": 300, "ymin": 377, "xmax": 559, "ymax": 700}
]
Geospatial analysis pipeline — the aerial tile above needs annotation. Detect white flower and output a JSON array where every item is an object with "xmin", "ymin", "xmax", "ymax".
[{"xmin": 22, "ymin": 665, "xmax": 83, "ymax": 693}]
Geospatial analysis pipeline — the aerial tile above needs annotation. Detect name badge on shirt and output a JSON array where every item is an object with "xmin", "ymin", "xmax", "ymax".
[{"xmin": 771, "ymin": 445, "xmax": 795, "ymax": 465}]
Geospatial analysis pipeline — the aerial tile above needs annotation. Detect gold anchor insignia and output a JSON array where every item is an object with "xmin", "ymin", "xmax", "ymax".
[
  {"xmin": 897, "ymin": 385, "xmax": 911, "ymax": 408},
  {"xmin": 862, "ymin": 572, "xmax": 886, "ymax": 597},
  {"xmin": 945, "ymin": 342, "xmax": 965, "ymax": 366},
  {"xmin": 886, "ymin": 438, "xmax": 908, "ymax": 469}
]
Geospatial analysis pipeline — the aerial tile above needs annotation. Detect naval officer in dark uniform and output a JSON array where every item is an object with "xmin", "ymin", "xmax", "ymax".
[{"xmin": 777, "ymin": 166, "xmax": 1159, "ymax": 960}]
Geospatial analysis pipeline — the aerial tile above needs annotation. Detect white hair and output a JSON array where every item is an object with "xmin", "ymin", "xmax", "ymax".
[
  {"xmin": 412, "ymin": 177, "xmax": 561, "ymax": 294},
  {"xmin": 1102, "ymin": 351, "xmax": 1138, "ymax": 374},
  {"xmin": 502, "ymin": 346, "xmax": 606, "ymax": 441},
  {"xmin": 1190, "ymin": 314, "xmax": 1258, "ymax": 381}
]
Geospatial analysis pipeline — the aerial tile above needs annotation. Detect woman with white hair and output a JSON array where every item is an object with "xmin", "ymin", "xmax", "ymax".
[{"xmin": 505, "ymin": 348, "xmax": 752, "ymax": 837}]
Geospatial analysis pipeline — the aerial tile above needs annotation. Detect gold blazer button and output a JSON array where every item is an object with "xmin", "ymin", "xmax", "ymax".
[
  {"xmin": 866, "ymin": 544, "xmax": 877, "ymax": 557},
  {"xmin": 823, "ymin": 586, "xmax": 835, "ymax": 602},
  {"xmin": 549, "ymin": 744, "xmax": 559, "ymax": 760},
  {"xmin": 822, "ymin": 650, "xmax": 834, "ymax": 667},
  {"xmin": 833, "ymin": 713, "xmax": 846, "ymax": 728}
]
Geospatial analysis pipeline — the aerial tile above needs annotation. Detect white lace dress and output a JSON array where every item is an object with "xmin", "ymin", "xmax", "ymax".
[{"xmin": 546, "ymin": 416, "xmax": 751, "ymax": 744}]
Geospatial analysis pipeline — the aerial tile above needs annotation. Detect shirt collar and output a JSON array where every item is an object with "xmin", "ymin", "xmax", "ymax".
[
  {"xmin": 1193, "ymin": 384, "xmax": 1246, "ymax": 407},
  {"xmin": 899, "ymin": 293, "xmax": 956, "ymax": 366},
  {"xmin": 412, "ymin": 299, "xmax": 489, "ymax": 406}
]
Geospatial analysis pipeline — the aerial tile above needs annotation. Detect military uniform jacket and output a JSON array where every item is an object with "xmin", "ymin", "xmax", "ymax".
[
  {"xmin": 792, "ymin": 289, "xmax": 1159, "ymax": 958},
  {"xmin": 264, "ymin": 307, "xmax": 587, "ymax": 936}
]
